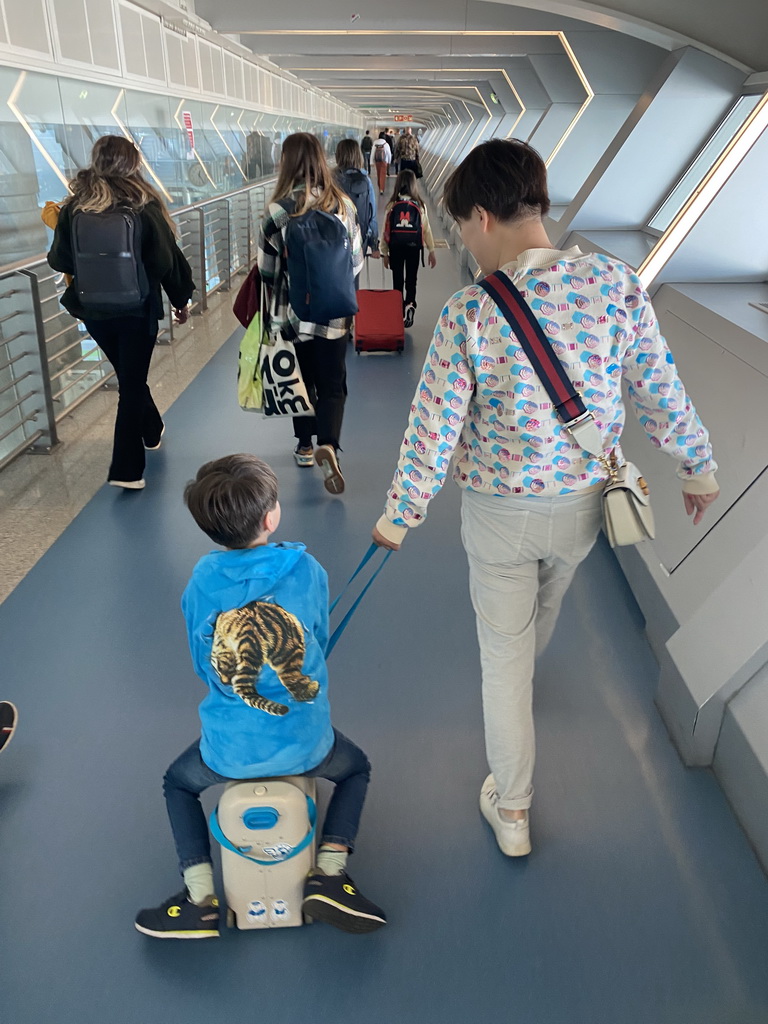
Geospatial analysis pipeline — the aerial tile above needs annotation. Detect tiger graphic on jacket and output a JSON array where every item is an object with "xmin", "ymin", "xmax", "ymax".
[{"xmin": 211, "ymin": 600, "xmax": 319, "ymax": 716}]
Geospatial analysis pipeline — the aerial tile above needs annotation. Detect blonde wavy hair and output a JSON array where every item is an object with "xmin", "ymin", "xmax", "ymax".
[
  {"xmin": 66, "ymin": 135, "xmax": 177, "ymax": 234},
  {"xmin": 271, "ymin": 132, "xmax": 349, "ymax": 216}
]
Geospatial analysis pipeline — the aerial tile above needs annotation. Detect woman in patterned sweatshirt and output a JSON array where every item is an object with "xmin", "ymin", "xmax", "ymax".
[{"xmin": 372, "ymin": 139, "xmax": 719, "ymax": 857}]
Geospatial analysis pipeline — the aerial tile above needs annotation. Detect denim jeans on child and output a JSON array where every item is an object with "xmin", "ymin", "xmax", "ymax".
[
  {"xmin": 460, "ymin": 486, "xmax": 603, "ymax": 812},
  {"xmin": 164, "ymin": 728, "xmax": 371, "ymax": 872}
]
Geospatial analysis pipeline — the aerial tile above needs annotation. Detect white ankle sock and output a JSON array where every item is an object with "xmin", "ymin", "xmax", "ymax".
[
  {"xmin": 183, "ymin": 863, "xmax": 215, "ymax": 904},
  {"xmin": 316, "ymin": 846, "xmax": 348, "ymax": 876}
]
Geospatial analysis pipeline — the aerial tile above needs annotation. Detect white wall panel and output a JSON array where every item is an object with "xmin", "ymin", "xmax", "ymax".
[
  {"xmin": 181, "ymin": 34, "xmax": 198, "ymax": 91},
  {"xmin": 165, "ymin": 32, "xmax": 184, "ymax": 87},
  {"xmin": 53, "ymin": 0, "xmax": 90, "ymax": 64},
  {"xmin": 4, "ymin": 0, "xmax": 51, "ymax": 54},
  {"xmin": 118, "ymin": 3, "xmax": 144, "ymax": 77},
  {"xmin": 140, "ymin": 12, "xmax": 164, "ymax": 83},
  {"xmin": 198, "ymin": 38, "xmax": 213, "ymax": 93},
  {"xmin": 85, "ymin": 0, "xmax": 118, "ymax": 71}
]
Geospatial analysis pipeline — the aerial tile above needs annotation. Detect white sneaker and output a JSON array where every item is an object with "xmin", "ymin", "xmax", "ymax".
[
  {"xmin": 144, "ymin": 424, "xmax": 166, "ymax": 451},
  {"xmin": 479, "ymin": 774, "xmax": 531, "ymax": 856},
  {"xmin": 108, "ymin": 478, "xmax": 146, "ymax": 490}
]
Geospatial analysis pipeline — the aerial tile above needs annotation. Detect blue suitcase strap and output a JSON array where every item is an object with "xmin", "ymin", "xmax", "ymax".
[
  {"xmin": 326, "ymin": 543, "xmax": 392, "ymax": 657},
  {"xmin": 209, "ymin": 793, "xmax": 316, "ymax": 866}
]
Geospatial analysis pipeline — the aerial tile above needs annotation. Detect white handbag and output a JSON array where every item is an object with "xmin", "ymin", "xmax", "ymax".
[{"xmin": 599, "ymin": 453, "xmax": 655, "ymax": 547}]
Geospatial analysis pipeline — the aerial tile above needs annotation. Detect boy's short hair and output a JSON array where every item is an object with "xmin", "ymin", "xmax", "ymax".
[
  {"xmin": 184, "ymin": 454, "xmax": 278, "ymax": 548},
  {"xmin": 442, "ymin": 139, "xmax": 550, "ymax": 223}
]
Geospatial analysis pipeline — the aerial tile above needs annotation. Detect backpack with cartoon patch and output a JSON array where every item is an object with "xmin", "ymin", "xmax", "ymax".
[{"xmin": 385, "ymin": 198, "xmax": 423, "ymax": 249}]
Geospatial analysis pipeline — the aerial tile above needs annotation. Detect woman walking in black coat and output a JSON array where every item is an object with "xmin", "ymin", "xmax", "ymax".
[{"xmin": 48, "ymin": 135, "xmax": 194, "ymax": 490}]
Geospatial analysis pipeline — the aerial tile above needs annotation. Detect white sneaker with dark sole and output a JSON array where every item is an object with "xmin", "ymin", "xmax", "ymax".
[
  {"xmin": 479, "ymin": 774, "xmax": 531, "ymax": 856},
  {"xmin": 144, "ymin": 424, "xmax": 166, "ymax": 451},
  {"xmin": 109, "ymin": 479, "xmax": 146, "ymax": 490},
  {"xmin": 315, "ymin": 445, "xmax": 345, "ymax": 494}
]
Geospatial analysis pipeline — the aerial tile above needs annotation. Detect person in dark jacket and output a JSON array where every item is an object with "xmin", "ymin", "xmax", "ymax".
[
  {"xmin": 47, "ymin": 135, "xmax": 194, "ymax": 490},
  {"xmin": 360, "ymin": 129, "xmax": 373, "ymax": 173},
  {"xmin": 333, "ymin": 139, "xmax": 380, "ymax": 259}
]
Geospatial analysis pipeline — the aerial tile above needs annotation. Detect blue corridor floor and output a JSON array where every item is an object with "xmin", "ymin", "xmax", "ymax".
[{"xmin": 2, "ymin": 252, "xmax": 768, "ymax": 1024}]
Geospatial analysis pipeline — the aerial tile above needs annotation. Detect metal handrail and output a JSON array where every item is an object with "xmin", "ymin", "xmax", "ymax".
[{"xmin": 0, "ymin": 176, "xmax": 276, "ymax": 473}]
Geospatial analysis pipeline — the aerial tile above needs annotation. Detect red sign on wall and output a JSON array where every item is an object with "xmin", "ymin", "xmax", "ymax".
[
  {"xmin": 182, "ymin": 111, "xmax": 194, "ymax": 150},
  {"xmin": 393, "ymin": 114, "xmax": 413, "ymax": 122}
]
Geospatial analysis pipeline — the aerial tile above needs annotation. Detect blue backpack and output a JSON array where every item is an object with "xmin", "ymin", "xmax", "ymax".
[{"xmin": 278, "ymin": 199, "xmax": 358, "ymax": 324}]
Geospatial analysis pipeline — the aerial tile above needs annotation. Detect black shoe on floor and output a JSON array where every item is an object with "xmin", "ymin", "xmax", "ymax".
[
  {"xmin": 135, "ymin": 890, "xmax": 220, "ymax": 939},
  {"xmin": 302, "ymin": 870, "xmax": 387, "ymax": 934},
  {"xmin": 404, "ymin": 304, "xmax": 415, "ymax": 329},
  {"xmin": 0, "ymin": 701, "xmax": 17, "ymax": 753}
]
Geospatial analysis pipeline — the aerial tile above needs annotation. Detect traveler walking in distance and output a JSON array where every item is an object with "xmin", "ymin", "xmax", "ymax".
[
  {"xmin": 396, "ymin": 127, "xmax": 420, "ymax": 176},
  {"xmin": 47, "ymin": 135, "xmax": 194, "ymax": 490},
  {"xmin": 372, "ymin": 132, "xmax": 391, "ymax": 194},
  {"xmin": 360, "ymin": 130, "xmax": 373, "ymax": 174},
  {"xmin": 258, "ymin": 133, "xmax": 363, "ymax": 495}
]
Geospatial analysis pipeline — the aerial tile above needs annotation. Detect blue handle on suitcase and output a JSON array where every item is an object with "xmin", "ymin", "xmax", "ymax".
[
  {"xmin": 209, "ymin": 794, "xmax": 316, "ymax": 866},
  {"xmin": 326, "ymin": 543, "xmax": 392, "ymax": 657}
]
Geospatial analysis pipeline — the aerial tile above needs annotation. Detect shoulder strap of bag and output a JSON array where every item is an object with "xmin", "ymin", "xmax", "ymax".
[
  {"xmin": 209, "ymin": 794, "xmax": 316, "ymax": 866},
  {"xmin": 479, "ymin": 271, "xmax": 604, "ymax": 457}
]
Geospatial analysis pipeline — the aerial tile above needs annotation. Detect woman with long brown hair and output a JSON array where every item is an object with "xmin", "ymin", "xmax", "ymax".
[
  {"xmin": 48, "ymin": 135, "xmax": 194, "ymax": 489},
  {"xmin": 258, "ymin": 132, "xmax": 363, "ymax": 495}
]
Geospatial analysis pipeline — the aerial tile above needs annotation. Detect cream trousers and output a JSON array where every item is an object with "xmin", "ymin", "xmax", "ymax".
[{"xmin": 460, "ymin": 486, "xmax": 604, "ymax": 810}]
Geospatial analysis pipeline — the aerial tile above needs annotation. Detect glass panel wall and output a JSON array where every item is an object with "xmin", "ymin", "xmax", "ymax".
[{"xmin": 0, "ymin": 65, "xmax": 362, "ymax": 264}]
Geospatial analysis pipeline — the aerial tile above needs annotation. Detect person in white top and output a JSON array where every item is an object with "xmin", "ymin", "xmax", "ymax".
[
  {"xmin": 371, "ymin": 132, "xmax": 391, "ymax": 195},
  {"xmin": 372, "ymin": 139, "xmax": 719, "ymax": 857}
]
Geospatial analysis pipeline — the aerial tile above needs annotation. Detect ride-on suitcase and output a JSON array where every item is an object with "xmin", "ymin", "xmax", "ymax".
[
  {"xmin": 355, "ymin": 257, "xmax": 405, "ymax": 354},
  {"xmin": 210, "ymin": 776, "xmax": 317, "ymax": 929}
]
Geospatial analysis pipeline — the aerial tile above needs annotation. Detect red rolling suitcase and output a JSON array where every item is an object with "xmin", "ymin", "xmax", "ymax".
[{"xmin": 354, "ymin": 258, "xmax": 405, "ymax": 354}]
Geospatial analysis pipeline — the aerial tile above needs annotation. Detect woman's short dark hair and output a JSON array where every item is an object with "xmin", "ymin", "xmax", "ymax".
[
  {"xmin": 442, "ymin": 139, "xmax": 550, "ymax": 222},
  {"xmin": 184, "ymin": 454, "xmax": 278, "ymax": 548}
]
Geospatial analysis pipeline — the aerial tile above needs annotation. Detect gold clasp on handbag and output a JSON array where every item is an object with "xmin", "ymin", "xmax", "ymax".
[
  {"xmin": 597, "ymin": 449, "xmax": 620, "ymax": 483},
  {"xmin": 637, "ymin": 476, "xmax": 649, "ymax": 496}
]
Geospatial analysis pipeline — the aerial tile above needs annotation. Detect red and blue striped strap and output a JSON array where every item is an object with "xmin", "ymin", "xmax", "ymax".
[{"xmin": 479, "ymin": 270, "xmax": 587, "ymax": 426}]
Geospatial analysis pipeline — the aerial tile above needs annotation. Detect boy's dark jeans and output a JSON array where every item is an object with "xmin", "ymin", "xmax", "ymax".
[{"xmin": 163, "ymin": 729, "xmax": 371, "ymax": 872}]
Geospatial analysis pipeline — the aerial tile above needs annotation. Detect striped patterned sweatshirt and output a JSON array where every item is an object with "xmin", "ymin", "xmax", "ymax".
[{"xmin": 377, "ymin": 246, "xmax": 717, "ymax": 543}]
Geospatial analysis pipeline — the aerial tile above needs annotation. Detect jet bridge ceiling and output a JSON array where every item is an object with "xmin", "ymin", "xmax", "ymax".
[{"xmin": 195, "ymin": 0, "xmax": 767, "ymax": 127}]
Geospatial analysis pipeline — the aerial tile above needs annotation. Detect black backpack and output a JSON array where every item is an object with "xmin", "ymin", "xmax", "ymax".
[
  {"xmin": 386, "ymin": 198, "xmax": 423, "ymax": 249},
  {"xmin": 71, "ymin": 208, "xmax": 150, "ymax": 314},
  {"xmin": 279, "ymin": 199, "xmax": 358, "ymax": 325},
  {"xmin": 338, "ymin": 170, "xmax": 372, "ymax": 246}
]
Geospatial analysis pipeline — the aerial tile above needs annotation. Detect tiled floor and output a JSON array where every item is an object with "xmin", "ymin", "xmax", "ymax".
[{"xmin": 0, "ymin": 290, "xmax": 240, "ymax": 603}]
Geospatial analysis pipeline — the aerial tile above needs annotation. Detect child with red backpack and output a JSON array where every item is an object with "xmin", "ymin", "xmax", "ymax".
[{"xmin": 381, "ymin": 170, "xmax": 437, "ymax": 328}]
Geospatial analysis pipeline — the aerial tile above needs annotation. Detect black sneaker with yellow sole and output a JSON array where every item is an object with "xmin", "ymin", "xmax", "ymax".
[
  {"xmin": 135, "ymin": 890, "xmax": 220, "ymax": 939},
  {"xmin": 0, "ymin": 701, "xmax": 17, "ymax": 753},
  {"xmin": 302, "ymin": 870, "xmax": 386, "ymax": 934}
]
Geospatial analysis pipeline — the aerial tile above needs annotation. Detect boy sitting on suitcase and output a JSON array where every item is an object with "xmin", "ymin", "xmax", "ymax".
[{"xmin": 135, "ymin": 454, "xmax": 386, "ymax": 938}]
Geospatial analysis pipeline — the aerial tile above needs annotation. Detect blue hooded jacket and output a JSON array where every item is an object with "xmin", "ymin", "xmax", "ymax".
[{"xmin": 181, "ymin": 542, "xmax": 334, "ymax": 778}]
